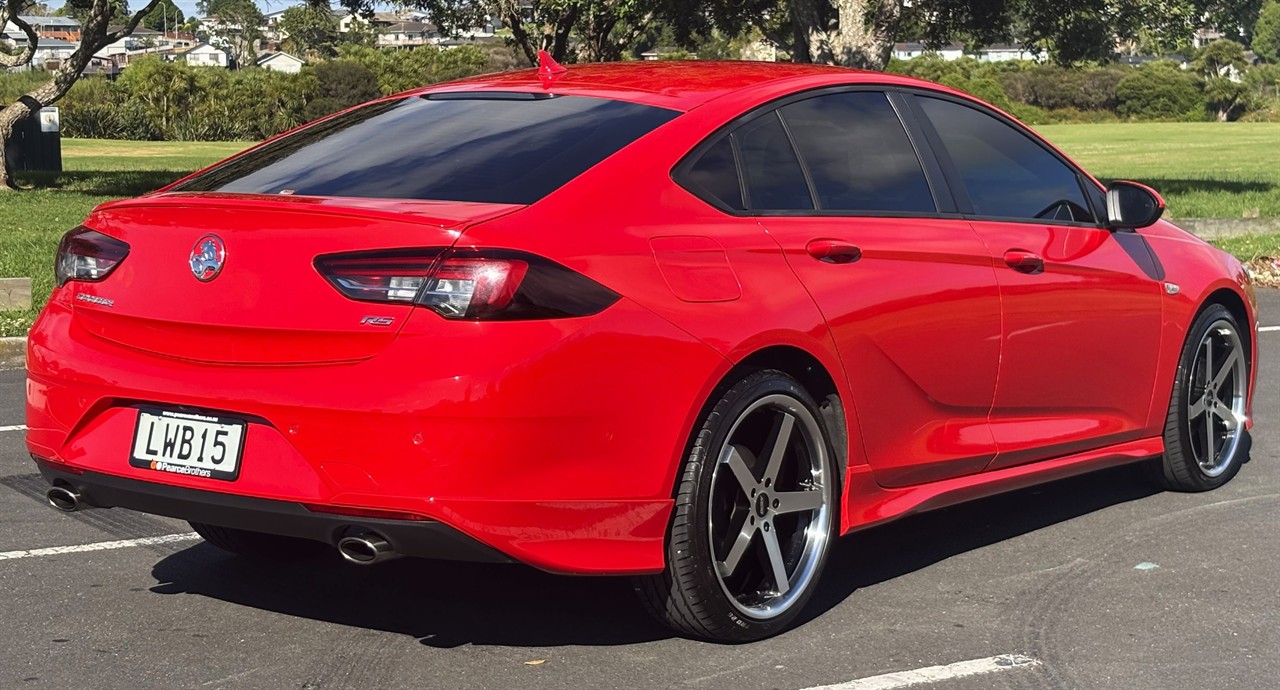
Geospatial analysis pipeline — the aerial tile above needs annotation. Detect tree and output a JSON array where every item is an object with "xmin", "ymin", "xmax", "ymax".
[
  {"xmin": 198, "ymin": 0, "xmax": 263, "ymax": 67},
  {"xmin": 278, "ymin": 4, "xmax": 341, "ymax": 58},
  {"xmin": 0, "ymin": 0, "xmax": 165, "ymax": 190},
  {"xmin": 655, "ymin": 0, "xmax": 1268, "ymax": 70},
  {"xmin": 1196, "ymin": 39, "xmax": 1252, "ymax": 120},
  {"xmin": 1255, "ymin": 0, "xmax": 1280, "ymax": 62},
  {"xmin": 141, "ymin": 0, "xmax": 183, "ymax": 33},
  {"xmin": 304, "ymin": 59, "xmax": 381, "ymax": 120},
  {"xmin": 1115, "ymin": 61, "xmax": 1204, "ymax": 120}
]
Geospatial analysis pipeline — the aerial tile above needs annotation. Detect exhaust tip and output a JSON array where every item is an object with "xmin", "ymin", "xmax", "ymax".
[
  {"xmin": 337, "ymin": 534, "xmax": 397, "ymax": 565},
  {"xmin": 47, "ymin": 486, "xmax": 81, "ymax": 512}
]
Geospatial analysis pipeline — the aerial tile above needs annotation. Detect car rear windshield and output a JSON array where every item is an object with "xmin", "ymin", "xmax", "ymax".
[{"xmin": 172, "ymin": 93, "xmax": 680, "ymax": 204}]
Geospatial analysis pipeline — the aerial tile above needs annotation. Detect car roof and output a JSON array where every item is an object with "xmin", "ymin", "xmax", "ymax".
[{"xmin": 418, "ymin": 60, "xmax": 949, "ymax": 112}]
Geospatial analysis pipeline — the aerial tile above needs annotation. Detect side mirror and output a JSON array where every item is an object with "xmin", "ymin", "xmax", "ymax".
[{"xmin": 1106, "ymin": 181, "xmax": 1165, "ymax": 230}]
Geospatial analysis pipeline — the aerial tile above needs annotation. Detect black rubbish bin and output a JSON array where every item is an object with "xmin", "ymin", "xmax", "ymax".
[{"xmin": 2, "ymin": 106, "xmax": 62, "ymax": 173}]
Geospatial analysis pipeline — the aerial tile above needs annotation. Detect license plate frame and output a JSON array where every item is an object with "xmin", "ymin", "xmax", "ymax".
[{"xmin": 130, "ymin": 407, "xmax": 247, "ymax": 481}]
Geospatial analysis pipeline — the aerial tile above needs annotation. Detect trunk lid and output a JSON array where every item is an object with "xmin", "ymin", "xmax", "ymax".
[{"xmin": 71, "ymin": 193, "xmax": 522, "ymax": 365}]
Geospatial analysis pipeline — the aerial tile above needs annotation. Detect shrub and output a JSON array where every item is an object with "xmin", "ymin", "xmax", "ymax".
[
  {"xmin": 304, "ymin": 59, "xmax": 380, "ymax": 121},
  {"xmin": 1115, "ymin": 61, "xmax": 1204, "ymax": 120}
]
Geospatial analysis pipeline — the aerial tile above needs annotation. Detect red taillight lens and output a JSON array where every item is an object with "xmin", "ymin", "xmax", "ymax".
[
  {"xmin": 315, "ymin": 248, "xmax": 619, "ymax": 321},
  {"xmin": 55, "ymin": 227, "xmax": 130, "ymax": 287}
]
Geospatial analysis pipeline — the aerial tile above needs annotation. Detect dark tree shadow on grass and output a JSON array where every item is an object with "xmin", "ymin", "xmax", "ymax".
[
  {"xmin": 146, "ymin": 464, "xmax": 1160, "ymax": 648},
  {"xmin": 16, "ymin": 169, "xmax": 189, "ymax": 197},
  {"xmin": 1098, "ymin": 177, "xmax": 1276, "ymax": 197}
]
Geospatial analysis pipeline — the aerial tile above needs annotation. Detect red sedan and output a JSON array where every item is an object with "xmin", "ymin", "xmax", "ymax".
[{"xmin": 27, "ymin": 57, "xmax": 1256, "ymax": 642}]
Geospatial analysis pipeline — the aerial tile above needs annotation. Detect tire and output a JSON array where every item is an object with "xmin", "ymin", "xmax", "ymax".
[
  {"xmin": 634, "ymin": 369, "xmax": 839, "ymax": 643},
  {"xmin": 1152, "ymin": 303, "xmax": 1251, "ymax": 492},
  {"xmin": 189, "ymin": 522, "xmax": 330, "ymax": 561}
]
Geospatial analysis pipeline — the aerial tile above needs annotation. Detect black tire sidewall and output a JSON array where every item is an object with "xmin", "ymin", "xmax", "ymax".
[
  {"xmin": 1162, "ymin": 304, "xmax": 1248, "ymax": 491},
  {"xmin": 670, "ymin": 369, "xmax": 839, "ymax": 641}
]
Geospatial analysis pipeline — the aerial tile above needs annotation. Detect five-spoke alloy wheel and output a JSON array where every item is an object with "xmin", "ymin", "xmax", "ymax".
[
  {"xmin": 1155, "ymin": 303, "xmax": 1252, "ymax": 491},
  {"xmin": 635, "ymin": 369, "xmax": 837, "ymax": 642}
]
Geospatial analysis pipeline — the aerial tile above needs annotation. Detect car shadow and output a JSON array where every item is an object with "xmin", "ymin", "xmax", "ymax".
[{"xmin": 148, "ymin": 464, "xmax": 1160, "ymax": 647}]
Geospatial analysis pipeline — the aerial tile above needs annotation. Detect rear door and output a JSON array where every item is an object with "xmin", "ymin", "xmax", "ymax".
[
  {"xmin": 714, "ymin": 89, "xmax": 1003, "ymax": 487},
  {"xmin": 908, "ymin": 94, "xmax": 1163, "ymax": 468}
]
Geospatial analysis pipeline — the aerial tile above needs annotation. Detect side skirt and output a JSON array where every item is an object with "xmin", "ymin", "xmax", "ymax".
[{"xmin": 841, "ymin": 437, "xmax": 1164, "ymax": 533}]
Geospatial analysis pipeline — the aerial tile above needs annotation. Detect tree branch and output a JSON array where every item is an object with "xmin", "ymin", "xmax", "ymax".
[{"xmin": 0, "ymin": 7, "xmax": 38, "ymax": 68}]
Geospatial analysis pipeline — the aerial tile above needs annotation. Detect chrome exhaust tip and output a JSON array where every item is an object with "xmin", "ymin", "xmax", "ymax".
[
  {"xmin": 337, "ymin": 534, "xmax": 399, "ymax": 565},
  {"xmin": 46, "ymin": 486, "xmax": 82, "ymax": 512}
]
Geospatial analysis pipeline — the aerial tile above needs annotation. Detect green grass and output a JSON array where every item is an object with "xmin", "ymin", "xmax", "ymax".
[
  {"xmin": 1036, "ymin": 123, "xmax": 1280, "ymax": 220},
  {"xmin": 2, "ymin": 127, "xmax": 1280, "ymax": 336},
  {"xmin": 0, "ymin": 139, "xmax": 247, "ymax": 336}
]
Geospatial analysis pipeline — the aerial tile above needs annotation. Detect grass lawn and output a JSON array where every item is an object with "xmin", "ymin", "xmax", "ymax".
[
  {"xmin": 1036, "ymin": 122, "xmax": 1280, "ymax": 220},
  {"xmin": 0, "ymin": 139, "xmax": 248, "ymax": 336},
  {"xmin": 2, "ymin": 127, "xmax": 1280, "ymax": 336}
]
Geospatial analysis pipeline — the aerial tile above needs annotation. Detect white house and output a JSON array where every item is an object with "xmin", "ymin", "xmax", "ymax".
[
  {"xmin": 976, "ymin": 43, "xmax": 1040, "ymax": 62},
  {"xmin": 377, "ymin": 21, "xmax": 438, "ymax": 48},
  {"xmin": 893, "ymin": 42, "xmax": 964, "ymax": 61},
  {"xmin": 179, "ymin": 42, "xmax": 231, "ymax": 68},
  {"xmin": 256, "ymin": 51, "xmax": 305, "ymax": 73},
  {"xmin": 32, "ymin": 37, "xmax": 75, "ymax": 65}
]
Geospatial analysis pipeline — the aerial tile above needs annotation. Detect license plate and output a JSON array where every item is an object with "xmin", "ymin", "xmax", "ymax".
[{"xmin": 130, "ymin": 408, "xmax": 246, "ymax": 481}]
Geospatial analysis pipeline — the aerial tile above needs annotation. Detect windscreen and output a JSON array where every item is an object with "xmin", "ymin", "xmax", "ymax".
[{"xmin": 173, "ymin": 94, "xmax": 680, "ymax": 204}]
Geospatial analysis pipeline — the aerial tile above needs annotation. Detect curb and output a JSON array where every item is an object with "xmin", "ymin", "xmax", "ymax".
[{"xmin": 0, "ymin": 337, "xmax": 25, "ymax": 370}]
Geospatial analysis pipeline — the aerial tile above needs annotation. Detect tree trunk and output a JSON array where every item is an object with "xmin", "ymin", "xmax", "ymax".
[
  {"xmin": 0, "ymin": 101, "xmax": 34, "ymax": 191},
  {"xmin": 789, "ymin": 0, "xmax": 902, "ymax": 71}
]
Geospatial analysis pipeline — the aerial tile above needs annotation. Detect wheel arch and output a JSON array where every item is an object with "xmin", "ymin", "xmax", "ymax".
[
  {"xmin": 721, "ymin": 345, "xmax": 851, "ymax": 481},
  {"xmin": 1201, "ymin": 286, "xmax": 1253, "ymax": 359}
]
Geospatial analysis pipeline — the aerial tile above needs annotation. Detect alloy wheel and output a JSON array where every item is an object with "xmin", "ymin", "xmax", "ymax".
[{"xmin": 1186, "ymin": 320, "xmax": 1248, "ymax": 478}]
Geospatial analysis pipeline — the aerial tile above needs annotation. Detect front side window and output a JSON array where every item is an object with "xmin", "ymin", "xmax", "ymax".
[
  {"xmin": 780, "ymin": 92, "xmax": 935, "ymax": 213},
  {"xmin": 917, "ymin": 97, "xmax": 1093, "ymax": 223},
  {"xmin": 174, "ymin": 94, "xmax": 679, "ymax": 205}
]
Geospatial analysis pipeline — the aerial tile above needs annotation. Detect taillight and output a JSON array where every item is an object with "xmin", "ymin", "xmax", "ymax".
[
  {"xmin": 315, "ymin": 248, "xmax": 619, "ymax": 320},
  {"xmin": 55, "ymin": 227, "xmax": 130, "ymax": 287}
]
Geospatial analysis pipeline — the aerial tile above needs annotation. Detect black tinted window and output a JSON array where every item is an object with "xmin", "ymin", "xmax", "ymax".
[
  {"xmin": 918, "ymin": 97, "xmax": 1093, "ymax": 222},
  {"xmin": 175, "ymin": 94, "xmax": 678, "ymax": 204},
  {"xmin": 685, "ymin": 135, "xmax": 744, "ymax": 210},
  {"xmin": 735, "ymin": 113, "xmax": 814, "ymax": 211},
  {"xmin": 780, "ymin": 92, "xmax": 934, "ymax": 213}
]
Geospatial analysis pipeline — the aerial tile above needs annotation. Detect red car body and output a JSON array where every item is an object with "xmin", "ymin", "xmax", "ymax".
[{"xmin": 27, "ymin": 62, "xmax": 1256, "ymax": 578}]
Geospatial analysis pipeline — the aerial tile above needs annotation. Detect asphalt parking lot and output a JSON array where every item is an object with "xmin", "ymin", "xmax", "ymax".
[{"xmin": 2, "ymin": 293, "xmax": 1278, "ymax": 690}]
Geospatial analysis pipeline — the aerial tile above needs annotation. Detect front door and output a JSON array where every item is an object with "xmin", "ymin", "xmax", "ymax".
[{"xmin": 912, "ymin": 95, "xmax": 1163, "ymax": 468}]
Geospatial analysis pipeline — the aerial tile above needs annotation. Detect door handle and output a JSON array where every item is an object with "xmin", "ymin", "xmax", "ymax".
[
  {"xmin": 1003, "ymin": 250, "xmax": 1044, "ymax": 274},
  {"xmin": 806, "ymin": 240, "xmax": 862, "ymax": 264}
]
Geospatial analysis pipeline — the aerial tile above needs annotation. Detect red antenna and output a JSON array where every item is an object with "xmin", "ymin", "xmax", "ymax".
[{"xmin": 538, "ymin": 50, "xmax": 567, "ymax": 88}]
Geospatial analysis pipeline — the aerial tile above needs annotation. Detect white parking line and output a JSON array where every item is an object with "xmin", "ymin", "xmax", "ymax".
[
  {"xmin": 0, "ymin": 533, "xmax": 200, "ymax": 561},
  {"xmin": 0, "ymin": 424, "xmax": 26, "ymax": 432},
  {"xmin": 801, "ymin": 654, "xmax": 1040, "ymax": 690},
  {"xmin": 1260, "ymin": 326, "xmax": 1280, "ymax": 333}
]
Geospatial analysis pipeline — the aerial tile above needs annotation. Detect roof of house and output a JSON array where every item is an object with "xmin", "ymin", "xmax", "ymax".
[
  {"xmin": 256, "ymin": 51, "xmax": 305, "ymax": 65},
  {"xmin": 18, "ymin": 16, "xmax": 82, "ymax": 27},
  {"xmin": 33, "ymin": 37, "xmax": 75, "ymax": 48},
  {"xmin": 379, "ymin": 21, "xmax": 435, "ymax": 34}
]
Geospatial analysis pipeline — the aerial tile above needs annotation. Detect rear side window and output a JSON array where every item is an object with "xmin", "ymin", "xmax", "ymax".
[
  {"xmin": 917, "ymin": 97, "xmax": 1093, "ymax": 222},
  {"xmin": 735, "ymin": 113, "xmax": 814, "ymax": 211},
  {"xmin": 174, "ymin": 94, "xmax": 679, "ymax": 204},
  {"xmin": 684, "ymin": 136, "xmax": 744, "ymax": 211},
  {"xmin": 780, "ymin": 92, "xmax": 934, "ymax": 213}
]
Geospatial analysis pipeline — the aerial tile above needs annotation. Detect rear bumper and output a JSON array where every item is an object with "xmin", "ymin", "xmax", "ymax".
[
  {"xmin": 37, "ymin": 457, "xmax": 511, "ymax": 563},
  {"xmin": 26, "ymin": 293, "xmax": 728, "ymax": 574}
]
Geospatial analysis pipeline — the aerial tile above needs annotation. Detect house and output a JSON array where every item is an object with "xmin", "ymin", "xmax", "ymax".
[
  {"xmin": 1192, "ymin": 27, "xmax": 1225, "ymax": 49},
  {"xmin": 32, "ymin": 37, "xmax": 75, "ymax": 66},
  {"xmin": 17, "ymin": 16, "xmax": 82, "ymax": 42},
  {"xmin": 377, "ymin": 21, "xmax": 438, "ymax": 48},
  {"xmin": 893, "ymin": 41, "xmax": 964, "ymax": 61},
  {"xmin": 256, "ymin": 50, "xmax": 304, "ymax": 73},
  {"xmin": 177, "ymin": 42, "xmax": 231, "ymax": 68},
  {"xmin": 976, "ymin": 43, "xmax": 1040, "ymax": 62}
]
